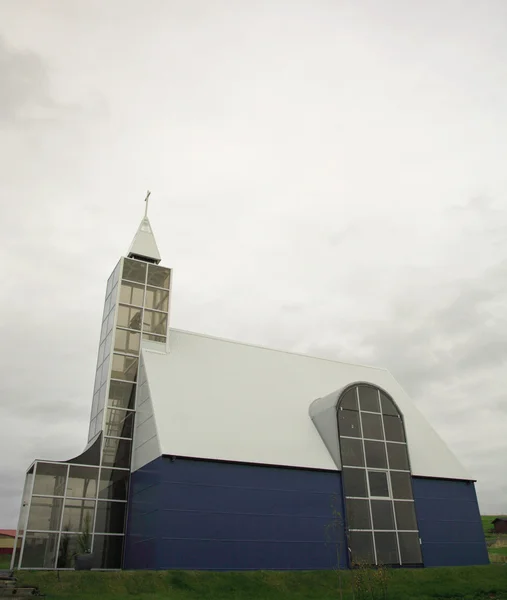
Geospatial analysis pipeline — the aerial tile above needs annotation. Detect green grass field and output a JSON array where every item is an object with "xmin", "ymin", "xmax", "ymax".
[{"xmin": 482, "ymin": 515, "xmax": 507, "ymax": 563}]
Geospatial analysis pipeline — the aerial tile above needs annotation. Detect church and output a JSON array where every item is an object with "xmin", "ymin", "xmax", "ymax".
[{"xmin": 11, "ymin": 203, "xmax": 489, "ymax": 570}]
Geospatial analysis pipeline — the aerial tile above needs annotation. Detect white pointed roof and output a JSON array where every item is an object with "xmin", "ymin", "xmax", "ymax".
[{"xmin": 128, "ymin": 216, "xmax": 161, "ymax": 263}]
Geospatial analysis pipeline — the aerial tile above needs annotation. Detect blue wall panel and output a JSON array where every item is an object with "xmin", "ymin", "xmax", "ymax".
[
  {"xmin": 412, "ymin": 477, "xmax": 488, "ymax": 567},
  {"xmin": 125, "ymin": 457, "xmax": 347, "ymax": 570}
]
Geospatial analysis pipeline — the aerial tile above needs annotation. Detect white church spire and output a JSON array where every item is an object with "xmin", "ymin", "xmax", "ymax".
[{"xmin": 127, "ymin": 190, "xmax": 162, "ymax": 264}]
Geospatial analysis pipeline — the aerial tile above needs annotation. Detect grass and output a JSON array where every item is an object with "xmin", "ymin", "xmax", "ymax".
[
  {"xmin": 13, "ymin": 565, "xmax": 507, "ymax": 600},
  {"xmin": 0, "ymin": 555, "xmax": 11, "ymax": 569},
  {"xmin": 482, "ymin": 515, "xmax": 507, "ymax": 564}
]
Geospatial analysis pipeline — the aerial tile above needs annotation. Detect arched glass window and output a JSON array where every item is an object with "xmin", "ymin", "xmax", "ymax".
[{"xmin": 337, "ymin": 384, "xmax": 423, "ymax": 567}]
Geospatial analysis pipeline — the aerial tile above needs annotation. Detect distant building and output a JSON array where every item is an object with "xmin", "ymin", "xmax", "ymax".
[
  {"xmin": 492, "ymin": 518, "xmax": 507, "ymax": 534},
  {"xmin": 11, "ymin": 205, "xmax": 489, "ymax": 570},
  {"xmin": 0, "ymin": 530, "xmax": 16, "ymax": 555}
]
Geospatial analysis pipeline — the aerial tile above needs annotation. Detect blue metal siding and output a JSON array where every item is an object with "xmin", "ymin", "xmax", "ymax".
[
  {"xmin": 412, "ymin": 477, "xmax": 489, "ymax": 567},
  {"xmin": 125, "ymin": 456, "xmax": 347, "ymax": 570}
]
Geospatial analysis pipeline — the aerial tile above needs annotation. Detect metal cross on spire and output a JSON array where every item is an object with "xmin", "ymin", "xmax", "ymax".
[{"xmin": 144, "ymin": 190, "xmax": 151, "ymax": 217}]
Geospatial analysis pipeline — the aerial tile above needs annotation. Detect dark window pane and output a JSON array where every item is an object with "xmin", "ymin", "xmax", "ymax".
[
  {"xmin": 390, "ymin": 472, "xmax": 413, "ymax": 500},
  {"xmin": 340, "ymin": 437, "xmax": 365, "ymax": 467},
  {"xmin": 383, "ymin": 415, "xmax": 405, "ymax": 442},
  {"xmin": 394, "ymin": 501, "xmax": 418, "ymax": 530},
  {"xmin": 66, "ymin": 466, "xmax": 98, "ymax": 498},
  {"xmin": 342, "ymin": 468, "xmax": 368, "ymax": 498},
  {"xmin": 102, "ymin": 437, "xmax": 131, "ymax": 469},
  {"xmin": 145, "ymin": 286, "xmax": 169, "ymax": 312},
  {"xmin": 122, "ymin": 258, "xmax": 147, "ymax": 283},
  {"xmin": 33, "ymin": 462, "xmax": 67, "ymax": 496},
  {"xmin": 361, "ymin": 413, "xmax": 384, "ymax": 440},
  {"xmin": 387, "ymin": 443, "xmax": 409, "ymax": 471},
  {"xmin": 364, "ymin": 441, "xmax": 387, "ymax": 469},
  {"xmin": 62, "ymin": 499, "xmax": 95, "ymax": 533},
  {"xmin": 368, "ymin": 471, "xmax": 389, "ymax": 497},
  {"xmin": 117, "ymin": 305, "xmax": 142, "ymax": 330},
  {"xmin": 21, "ymin": 532, "xmax": 58, "ymax": 569},
  {"xmin": 27, "ymin": 497, "xmax": 63, "ymax": 531},
  {"xmin": 358, "ymin": 386, "xmax": 379, "ymax": 412},
  {"xmin": 111, "ymin": 354, "xmax": 139, "ymax": 382},
  {"xmin": 374, "ymin": 531, "xmax": 399, "ymax": 565},
  {"xmin": 95, "ymin": 501, "xmax": 126, "ymax": 534},
  {"xmin": 114, "ymin": 329, "xmax": 141, "ymax": 355},
  {"xmin": 57, "ymin": 533, "xmax": 80, "ymax": 569},
  {"xmin": 109, "ymin": 381, "xmax": 136, "ymax": 410},
  {"xmin": 398, "ymin": 532, "xmax": 423, "ymax": 564},
  {"xmin": 98, "ymin": 469, "xmax": 129, "ymax": 501},
  {"xmin": 371, "ymin": 500, "xmax": 395, "ymax": 530},
  {"xmin": 346, "ymin": 498, "xmax": 371, "ymax": 529},
  {"xmin": 142, "ymin": 333, "xmax": 167, "ymax": 344},
  {"xmin": 105, "ymin": 409, "xmax": 134, "ymax": 439},
  {"xmin": 338, "ymin": 409, "xmax": 361, "ymax": 437},
  {"xmin": 92, "ymin": 535, "xmax": 124, "ymax": 569},
  {"xmin": 143, "ymin": 310, "xmax": 168, "ymax": 335},
  {"xmin": 380, "ymin": 393, "xmax": 399, "ymax": 416},
  {"xmin": 349, "ymin": 531, "xmax": 374, "ymax": 566},
  {"xmin": 147, "ymin": 264, "xmax": 171, "ymax": 289},
  {"xmin": 340, "ymin": 388, "xmax": 358, "ymax": 410}
]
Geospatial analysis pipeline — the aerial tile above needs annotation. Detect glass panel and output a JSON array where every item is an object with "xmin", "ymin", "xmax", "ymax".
[
  {"xmin": 398, "ymin": 532, "xmax": 423, "ymax": 564},
  {"xmin": 358, "ymin": 386, "xmax": 380, "ymax": 412},
  {"xmin": 339, "ymin": 388, "xmax": 358, "ymax": 410},
  {"xmin": 145, "ymin": 286, "xmax": 169, "ymax": 312},
  {"xmin": 338, "ymin": 409, "xmax": 361, "ymax": 437},
  {"xmin": 387, "ymin": 443, "xmax": 410, "ymax": 471},
  {"xmin": 361, "ymin": 413, "xmax": 384, "ymax": 440},
  {"xmin": 21, "ymin": 532, "xmax": 58, "ymax": 569},
  {"xmin": 66, "ymin": 466, "xmax": 98, "ymax": 498},
  {"xmin": 57, "ymin": 533, "xmax": 80, "ymax": 568},
  {"xmin": 100, "ymin": 357, "xmax": 110, "ymax": 386},
  {"xmin": 348, "ymin": 531, "xmax": 374, "ymax": 565},
  {"xmin": 120, "ymin": 281, "xmax": 145, "ymax": 306},
  {"xmin": 390, "ymin": 472, "xmax": 413, "ymax": 500},
  {"xmin": 114, "ymin": 329, "xmax": 141, "ymax": 355},
  {"xmin": 371, "ymin": 500, "xmax": 395, "ymax": 529},
  {"xmin": 97, "ymin": 341, "xmax": 105, "ymax": 366},
  {"xmin": 109, "ymin": 380, "xmax": 136, "ymax": 410},
  {"xmin": 61, "ymin": 499, "xmax": 96, "ymax": 533},
  {"xmin": 105, "ymin": 409, "xmax": 134, "ymax": 439},
  {"xmin": 340, "ymin": 438, "xmax": 365, "ymax": 467},
  {"xmin": 142, "ymin": 310, "xmax": 168, "ymax": 335},
  {"xmin": 394, "ymin": 501, "xmax": 418, "ymax": 530},
  {"xmin": 102, "ymin": 438, "xmax": 132, "ymax": 469},
  {"xmin": 383, "ymin": 415, "xmax": 405, "ymax": 442},
  {"xmin": 342, "ymin": 468, "xmax": 368, "ymax": 498},
  {"xmin": 111, "ymin": 354, "xmax": 139, "ymax": 382},
  {"xmin": 346, "ymin": 498, "xmax": 371, "ymax": 529},
  {"xmin": 95, "ymin": 501, "xmax": 127, "ymax": 534},
  {"xmin": 147, "ymin": 264, "xmax": 171, "ymax": 289},
  {"xmin": 95, "ymin": 410, "xmax": 104, "ymax": 436},
  {"xmin": 142, "ymin": 333, "xmax": 167, "ymax": 344},
  {"xmin": 106, "ymin": 307, "xmax": 115, "ymax": 333},
  {"xmin": 380, "ymin": 393, "xmax": 399, "ymax": 416},
  {"xmin": 27, "ymin": 497, "xmax": 63, "ymax": 531},
  {"xmin": 117, "ymin": 305, "xmax": 142, "ymax": 330},
  {"xmin": 368, "ymin": 471, "xmax": 389, "ymax": 497},
  {"xmin": 92, "ymin": 535, "xmax": 124, "ymax": 569},
  {"xmin": 364, "ymin": 441, "xmax": 387, "ymax": 469},
  {"xmin": 98, "ymin": 469, "xmax": 129, "ymax": 500},
  {"xmin": 122, "ymin": 258, "xmax": 147, "ymax": 283},
  {"xmin": 33, "ymin": 463, "xmax": 67, "ymax": 496},
  {"xmin": 374, "ymin": 531, "xmax": 399, "ymax": 565}
]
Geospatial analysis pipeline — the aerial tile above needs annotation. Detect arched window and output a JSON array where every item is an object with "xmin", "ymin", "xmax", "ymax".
[{"xmin": 337, "ymin": 384, "xmax": 423, "ymax": 567}]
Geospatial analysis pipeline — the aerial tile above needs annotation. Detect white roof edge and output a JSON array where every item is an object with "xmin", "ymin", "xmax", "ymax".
[{"xmin": 159, "ymin": 327, "xmax": 389, "ymax": 372}]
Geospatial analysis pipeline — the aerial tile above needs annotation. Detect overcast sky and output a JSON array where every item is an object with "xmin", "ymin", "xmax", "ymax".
[{"xmin": 1, "ymin": 0, "xmax": 506, "ymax": 526}]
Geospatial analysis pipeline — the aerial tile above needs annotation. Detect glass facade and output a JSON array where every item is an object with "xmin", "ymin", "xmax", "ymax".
[
  {"xmin": 338, "ymin": 385, "xmax": 423, "ymax": 567},
  {"xmin": 13, "ymin": 254, "xmax": 172, "ymax": 570}
]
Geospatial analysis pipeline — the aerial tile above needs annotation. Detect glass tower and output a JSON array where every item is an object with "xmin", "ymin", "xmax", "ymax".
[{"xmin": 11, "ymin": 213, "xmax": 171, "ymax": 570}]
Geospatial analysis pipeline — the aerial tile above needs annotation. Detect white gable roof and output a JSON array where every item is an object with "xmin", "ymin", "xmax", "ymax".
[
  {"xmin": 133, "ymin": 328, "xmax": 470, "ymax": 481},
  {"xmin": 128, "ymin": 216, "xmax": 161, "ymax": 263}
]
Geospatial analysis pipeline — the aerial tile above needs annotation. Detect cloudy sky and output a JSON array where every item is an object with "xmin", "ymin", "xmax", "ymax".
[{"xmin": 1, "ymin": 0, "xmax": 506, "ymax": 526}]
